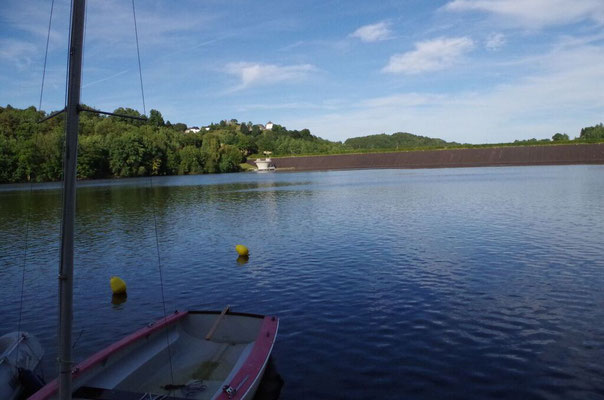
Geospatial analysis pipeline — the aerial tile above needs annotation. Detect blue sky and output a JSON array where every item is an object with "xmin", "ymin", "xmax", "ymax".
[{"xmin": 1, "ymin": 0, "xmax": 604, "ymax": 143}]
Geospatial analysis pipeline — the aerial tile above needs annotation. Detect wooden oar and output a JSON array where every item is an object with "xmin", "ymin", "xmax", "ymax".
[{"xmin": 205, "ymin": 305, "xmax": 230, "ymax": 340}]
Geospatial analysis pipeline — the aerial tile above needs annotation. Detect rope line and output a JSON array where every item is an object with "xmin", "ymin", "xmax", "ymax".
[
  {"xmin": 132, "ymin": 0, "xmax": 146, "ymax": 115},
  {"xmin": 16, "ymin": 181, "xmax": 34, "ymax": 359},
  {"xmin": 148, "ymin": 176, "xmax": 175, "ymax": 385},
  {"xmin": 81, "ymin": 0, "xmax": 88, "ymax": 99},
  {"xmin": 39, "ymin": 0, "xmax": 56, "ymax": 112},
  {"xmin": 64, "ymin": 0, "xmax": 74, "ymax": 107}
]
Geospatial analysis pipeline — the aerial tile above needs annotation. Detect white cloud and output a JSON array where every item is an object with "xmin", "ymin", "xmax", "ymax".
[
  {"xmin": 485, "ymin": 33, "xmax": 506, "ymax": 50},
  {"xmin": 286, "ymin": 43, "xmax": 604, "ymax": 143},
  {"xmin": 383, "ymin": 37, "xmax": 474, "ymax": 74},
  {"xmin": 0, "ymin": 39, "xmax": 38, "ymax": 70},
  {"xmin": 350, "ymin": 22, "xmax": 393, "ymax": 43},
  {"xmin": 2, "ymin": 1, "xmax": 69, "ymax": 42},
  {"xmin": 84, "ymin": 0, "xmax": 210, "ymax": 48},
  {"xmin": 445, "ymin": 0, "xmax": 604, "ymax": 27},
  {"xmin": 225, "ymin": 62, "xmax": 316, "ymax": 90},
  {"xmin": 361, "ymin": 93, "xmax": 446, "ymax": 108}
]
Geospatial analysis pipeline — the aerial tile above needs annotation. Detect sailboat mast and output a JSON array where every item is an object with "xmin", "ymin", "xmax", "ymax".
[{"xmin": 58, "ymin": 0, "xmax": 85, "ymax": 398}]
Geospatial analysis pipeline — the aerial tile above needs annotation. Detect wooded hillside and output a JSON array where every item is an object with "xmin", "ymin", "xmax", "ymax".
[{"xmin": 1, "ymin": 105, "xmax": 602, "ymax": 183}]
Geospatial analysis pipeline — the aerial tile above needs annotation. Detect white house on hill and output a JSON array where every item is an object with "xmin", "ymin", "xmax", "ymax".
[
  {"xmin": 185, "ymin": 126, "xmax": 201, "ymax": 133},
  {"xmin": 265, "ymin": 121, "xmax": 274, "ymax": 130}
]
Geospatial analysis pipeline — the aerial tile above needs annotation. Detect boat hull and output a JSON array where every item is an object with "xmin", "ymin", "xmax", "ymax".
[
  {"xmin": 30, "ymin": 310, "xmax": 278, "ymax": 400},
  {"xmin": 0, "ymin": 332, "xmax": 43, "ymax": 400}
]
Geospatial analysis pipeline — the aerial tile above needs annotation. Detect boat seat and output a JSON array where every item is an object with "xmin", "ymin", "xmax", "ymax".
[{"xmin": 73, "ymin": 386, "xmax": 192, "ymax": 400}]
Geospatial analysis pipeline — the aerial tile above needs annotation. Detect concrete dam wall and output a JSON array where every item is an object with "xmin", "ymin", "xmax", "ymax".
[{"xmin": 250, "ymin": 143, "xmax": 604, "ymax": 172}]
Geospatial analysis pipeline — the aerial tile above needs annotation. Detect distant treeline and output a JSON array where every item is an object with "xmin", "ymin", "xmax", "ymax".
[
  {"xmin": 0, "ymin": 105, "xmax": 342, "ymax": 183},
  {"xmin": 0, "ymin": 106, "xmax": 247, "ymax": 183},
  {"xmin": 1, "ymin": 105, "xmax": 603, "ymax": 183},
  {"xmin": 344, "ymin": 132, "xmax": 458, "ymax": 149},
  {"xmin": 343, "ymin": 127, "xmax": 604, "ymax": 151}
]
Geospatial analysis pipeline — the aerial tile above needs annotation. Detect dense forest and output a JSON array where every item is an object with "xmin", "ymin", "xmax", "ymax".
[
  {"xmin": 1, "ymin": 105, "xmax": 603, "ymax": 183},
  {"xmin": 0, "ymin": 105, "xmax": 343, "ymax": 183}
]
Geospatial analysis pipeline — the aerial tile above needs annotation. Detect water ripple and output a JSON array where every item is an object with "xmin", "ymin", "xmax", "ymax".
[{"xmin": 1, "ymin": 166, "xmax": 604, "ymax": 399}]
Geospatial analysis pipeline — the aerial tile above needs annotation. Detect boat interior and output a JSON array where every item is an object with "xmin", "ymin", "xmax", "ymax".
[{"xmin": 70, "ymin": 311, "xmax": 265, "ymax": 400}]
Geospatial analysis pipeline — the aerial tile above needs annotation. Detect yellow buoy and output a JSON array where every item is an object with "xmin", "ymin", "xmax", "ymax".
[
  {"xmin": 110, "ymin": 276, "xmax": 127, "ymax": 295},
  {"xmin": 235, "ymin": 244, "xmax": 249, "ymax": 257}
]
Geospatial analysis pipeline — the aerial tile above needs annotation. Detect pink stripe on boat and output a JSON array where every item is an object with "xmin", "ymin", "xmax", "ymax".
[
  {"xmin": 28, "ymin": 311, "xmax": 188, "ymax": 400},
  {"xmin": 215, "ymin": 315, "xmax": 279, "ymax": 400}
]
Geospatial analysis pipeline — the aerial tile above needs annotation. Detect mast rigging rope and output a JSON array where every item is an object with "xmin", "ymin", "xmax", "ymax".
[
  {"xmin": 148, "ymin": 176, "xmax": 175, "ymax": 386},
  {"xmin": 64, "ymin": 0, "xmax": 73, "ymax": 108},
  {"xmin": 38, "ymin": 0, "xmax": 56, "ymax": 112},
  {"xmin": 16, "ymin": 182, "xmax": 34, "ymax": 360},
  {"xmin": 132, "ymin": 0, "xmax": 147, "ymax": 116}
]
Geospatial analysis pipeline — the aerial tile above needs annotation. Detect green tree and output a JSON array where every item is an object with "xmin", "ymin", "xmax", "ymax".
[
  {"xmin": 201, "ymin": 133, "xmax": 221, "ymax": 173},
  {"xmin": 219, "ymin": 145, "xmax": 243, "ymax": 172},
  {"xmin": 0, "ymin": 135, "xmax": 17, "ymax": 183},
  {"xmin": 14, "ymin": 139, "xmax": 36, "ymax": 182},
  {"xmin": 251, "ymin": 125, "xmax": 261, "ymax": 136},
  {"xmin": 178, "ymin": 145, "xmax": 203, "ymax": 174},
  {"xmin": 108, "ymin": 129, "xmax": 147, "ymax": 177},
  {"xmin": 94, "ymin": 117, "xmax": 121, "ymax": 136},
  {"xmin": 172, "ymin": 122, "xmax": 187, "ymax": 132},
  {"xmin": 32, "ymin": 127, "xmax": 63, "ymax": 181},
  {"xmin": 148, "ymin": 109, "xmax": 165, "ymax": 127},
  {"xmin": 79, "ymin": 108, "xmax": 103, "ymax": 136},
  {"xmin": 580, "ymin": 123, "xmax": 604, "ymax": 139},
  {"xmin": 552, "ymin": 133, "xmax": 569, "ymax": 141},
  {"xmin": 78, "ymin": 135, "xmax": 109, "ymax": 179},
  {"xmin": 240, "ymin": 123, "xmax": 249, "ymax": 135},
  {"xmin": 111, "ymin": 107, "xmax": 144, "ymax": 126},
  {"xmin": 235, "ymin": 134, "xmax": 257, "ymax": 155}
]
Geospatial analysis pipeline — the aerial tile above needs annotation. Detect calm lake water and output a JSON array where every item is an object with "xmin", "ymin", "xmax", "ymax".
[{"xmin": 1, "ymin": 166, "xmax": 604, "ymax": 399}]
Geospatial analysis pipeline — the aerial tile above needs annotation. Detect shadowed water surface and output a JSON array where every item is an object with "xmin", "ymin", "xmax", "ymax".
[{"xmin": 1, "ymin": 166, "xmax": 604, "ymax": 399}]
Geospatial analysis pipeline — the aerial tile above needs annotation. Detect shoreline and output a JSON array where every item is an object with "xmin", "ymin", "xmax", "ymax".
[
  {"xmin": 250, "ymin": 143, "xmax": 604, "ymax": 172},
  {"xmin": 2, "ymin": 144, "xmax": 602, "ymax": 187}
]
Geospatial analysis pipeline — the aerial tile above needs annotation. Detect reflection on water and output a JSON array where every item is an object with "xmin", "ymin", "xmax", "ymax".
[
  {"xmin": 1, "ymin": 166, "xmax": 604, "ymax": 399},
  {"xmin": 254, "ymin": 358, "xmax": 284, "ymax": 400},
  {"xmin": 111, "ymin": 294, "xmax": 128, "ymax": 307}
]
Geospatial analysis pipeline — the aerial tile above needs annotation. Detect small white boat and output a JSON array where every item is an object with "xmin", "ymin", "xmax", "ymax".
[
  {"xmin": 30, "ymin": 309, "xmax": 278, "ymax": 400},
  {"xmin": 0, "ymin": 331, "xmax": 44, "ymax": 400},
  {"xmin": 255, "ymin": 151, "xmax": 276, "ymax": 172},
  {"xmin": 254, "ymin": 158, "xmax": 276, "ymax": 172}
]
